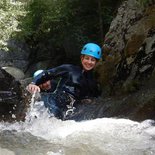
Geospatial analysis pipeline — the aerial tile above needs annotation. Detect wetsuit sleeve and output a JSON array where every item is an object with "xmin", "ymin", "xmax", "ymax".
[{"xmin": 32, "ymin": 65, "xmax": 69, "ymax": 85}]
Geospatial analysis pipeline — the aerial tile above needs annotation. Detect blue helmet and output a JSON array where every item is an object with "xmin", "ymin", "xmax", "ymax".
[
  {"xmin": 81, "ymin": 43, "xmax": 102, "ymax": 59},
  {"xmin": 33, "ymin": 69, "xmax": 44, "ymax": 78}
]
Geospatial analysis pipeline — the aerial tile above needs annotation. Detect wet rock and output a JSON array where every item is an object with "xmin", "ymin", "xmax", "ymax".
[
  {"xmin": 0, "ymin": 68, "xmax": 29, "ymax": 122},
  {"xmin": 2, "ymin": 66, "xmax": 25, "ymax": 80},
  {"xmin": 99, "ymin": 0, "xmax": 155, "ymax": 96},
  {"xmin": 67, "ymin": 84, "xmax": 155, "ymax": 122}
]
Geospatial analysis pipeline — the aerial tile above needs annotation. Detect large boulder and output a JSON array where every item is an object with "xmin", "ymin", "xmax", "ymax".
[
  {"xmin": 98, "ymin": 0, "xmax": 155, "ymax": 96},
  {"xmin": 2, "ymin": 66, "xmax": 25, "ymax": 80},
  {"xmin": 0, "ymin": 68, "xmax": 28, "ymax": 121}
]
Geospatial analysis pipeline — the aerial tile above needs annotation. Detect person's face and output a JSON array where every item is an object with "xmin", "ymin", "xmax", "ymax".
[
  {"xmin": 81, "ymin": 55, "xmax": 97, "ymax": 71},
  {"xmin": 39, "ymin": 80, "xmax": 51, "ymax": 90}
]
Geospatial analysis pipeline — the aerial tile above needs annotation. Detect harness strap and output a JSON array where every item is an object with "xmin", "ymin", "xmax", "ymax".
[
  {"xmin": 52, "ymin": 78, "xmax": 62, "ymax": 94},
  {"xmin": 65, "ymin": 93, "xmax": 76, "ymax": 116}
]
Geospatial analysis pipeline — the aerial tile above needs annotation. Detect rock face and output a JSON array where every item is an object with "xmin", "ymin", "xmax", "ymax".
[
  {"xmin": 0, "ymin": 68, "xmax": 28, "ymax": 121},
  {"xmin": 0, "ymin": 40, "xmax": 29, "ymax": 72},
  {"xmin": 98, "ymin": 0, "xmax": 155, "ymax": 95}
]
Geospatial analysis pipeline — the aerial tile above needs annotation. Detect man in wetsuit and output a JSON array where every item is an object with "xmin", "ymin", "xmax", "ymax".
[
  {"xmin": 32, "ymin": 69, "xmax": 58, "ymax": 93},
  {"xmin": 27, "ymin": 43, "xmax": 102, "ymax": 119}
]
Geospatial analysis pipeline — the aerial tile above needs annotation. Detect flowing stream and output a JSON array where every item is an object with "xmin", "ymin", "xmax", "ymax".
[{"xmin": 0, "ymin": 99, "xmax": 155, "ymax": 155}]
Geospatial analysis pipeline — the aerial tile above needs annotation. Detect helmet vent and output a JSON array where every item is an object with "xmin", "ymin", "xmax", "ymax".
[{"xmin": 81, "ymin": 43, "xmax": 101, "ymax": 59}]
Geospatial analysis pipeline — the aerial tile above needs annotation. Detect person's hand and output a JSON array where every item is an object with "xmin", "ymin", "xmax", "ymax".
[{"xmin": 26, "ymin": 83, "xmax": 40, "ymax": 94}]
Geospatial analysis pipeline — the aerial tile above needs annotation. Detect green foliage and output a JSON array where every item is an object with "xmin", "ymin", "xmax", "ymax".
[
  {"xmin": 18, "ymin": 0, "xmax": 121, "ymax": 52},
  {"xmin": 19, "ymin": 0, "xmax": 92, "ymax": 45},
  {"xmin": 0, "ymin": 0, "xmax": 26, "ymax": 51},
  {"xmin": 0, "ymin": 0, "xmax": 123, "ymax": 65}
]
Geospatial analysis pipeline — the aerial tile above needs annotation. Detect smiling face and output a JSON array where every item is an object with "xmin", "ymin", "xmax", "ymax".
[{"xmin": 81, "ymin": 55, "xmax": 97, "ymax": 71}]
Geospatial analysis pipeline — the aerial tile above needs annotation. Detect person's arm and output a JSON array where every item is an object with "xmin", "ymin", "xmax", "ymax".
[
  {"xmin": 26, "ymin": 70, "xmax": 48, "ymax": 93},
  {"xmin": 33, "ymin": 65, "xmax": 69, "ymax": 85},
  {"xmin": 27, "ymin": 70, "xmax": 52, "ymax": 94},
  {"xmin": 27, "ymin": 65, "xmax": 69, "ymax": 94}
]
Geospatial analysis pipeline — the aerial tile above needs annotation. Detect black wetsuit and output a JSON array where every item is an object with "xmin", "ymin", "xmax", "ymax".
[{"xmin": 32, "ymin": 64, "xmax": 101, "ymax": 119}]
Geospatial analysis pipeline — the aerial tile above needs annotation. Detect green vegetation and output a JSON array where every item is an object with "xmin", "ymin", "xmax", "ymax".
[
  {"xmin": 17, "ymin": 0, "xmax": 123, "ymax": 63},
  {"xmin": 0, "ymin": 0, "xmax": 26, "ymax": 51},
  {"xmin": 19, "ymin": 0, "xmax": 110, "ymax": 45},
  {"xmin": 0, "ymin": 0, "xmax": 124, "ymax": 64}
]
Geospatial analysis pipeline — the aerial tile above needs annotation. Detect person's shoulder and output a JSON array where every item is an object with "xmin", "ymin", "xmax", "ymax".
[
  {"xmin": 60, "ymin": 64, "xmax": 76, "ymax": 67},
  {"xmin": 50, "ymin": 64, "xmax": 81, "ymax": 73},
  {"xmin": 60, "ymin": 64, "xmax": 80, "ymax": 69}
]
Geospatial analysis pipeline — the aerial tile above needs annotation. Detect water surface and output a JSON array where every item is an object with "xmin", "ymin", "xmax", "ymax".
[{"xmin": 0, "ymin": 101, "xmax": 155, "ymax": 155}]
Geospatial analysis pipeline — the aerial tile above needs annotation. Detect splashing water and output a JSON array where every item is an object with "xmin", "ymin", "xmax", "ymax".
[{"xmin": 0, "ymin": 95, "xmax": 155, "ymax": 155}]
